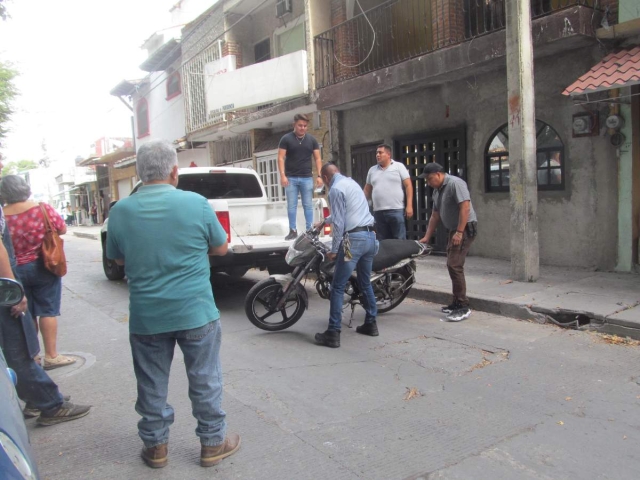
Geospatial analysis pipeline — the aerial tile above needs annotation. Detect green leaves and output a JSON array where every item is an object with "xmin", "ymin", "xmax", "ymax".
[{"xmin": 0, "ymin": 59, "xmax": 18, "ymax": 141}]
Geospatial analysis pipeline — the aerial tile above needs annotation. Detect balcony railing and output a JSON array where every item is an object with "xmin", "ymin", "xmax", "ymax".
[{"xmin": 314, "ymin": 0, "xmax": 607, "ymax": 89}]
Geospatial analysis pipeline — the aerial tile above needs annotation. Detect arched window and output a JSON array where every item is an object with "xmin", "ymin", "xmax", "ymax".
[
  {"xmin": 136, "ymin": 99, "xmax": 149, "ymax": 138},
  {"xmin": 485, "ymin": 121, "xmax": 564, "ymax": 192},
  {"xmin": 165, "ymin": 71, "xmax": 181, "ymax": 100}
]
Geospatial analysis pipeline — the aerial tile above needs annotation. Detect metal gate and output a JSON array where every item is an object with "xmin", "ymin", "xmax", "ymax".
[
  {"xmin": 395, "ymin": 128, "xmax": 466, "ymax": 249},
  {"xmin": 350, "ymin": 141, "xmax": 381, "ymax": 188}
]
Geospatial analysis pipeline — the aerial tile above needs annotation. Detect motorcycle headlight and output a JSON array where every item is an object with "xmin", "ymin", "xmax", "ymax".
[{"xmin": 285, "ymin": 245, "xmax": 306, "ymax": 265}]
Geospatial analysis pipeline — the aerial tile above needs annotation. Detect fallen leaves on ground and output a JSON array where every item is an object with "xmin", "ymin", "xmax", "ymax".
[
  {"xmin": 591, "ymin": 333, "xmax": 640, "ymax": 347},
  {"xmin": 557, "ymin": 421, "xmax": 564, "ymax": 425},
  {"xmin": 404, "ymin": 387, "xmax": 423, "ymax": 401},
  {"xmin": 500, "ymin": 280, "xmax": 513, "ymax": 285},
  {"xmin": 565, "ymin": 397, "xmax": 572, "ymax": 401}
]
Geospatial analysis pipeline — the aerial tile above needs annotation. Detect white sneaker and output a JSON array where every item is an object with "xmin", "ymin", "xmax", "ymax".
[{"xmin": 445, "ymin": 307, "xmax": 471, "ymax": 322}]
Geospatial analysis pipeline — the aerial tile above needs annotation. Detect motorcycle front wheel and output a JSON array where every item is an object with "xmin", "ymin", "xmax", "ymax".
[
  {"xmin": 245, "ymin": 278, "xmax": 306, "ymax": 331},
  {"xmin": 376, "ymin": 265, "xmax": 414, "ymax": 314}
]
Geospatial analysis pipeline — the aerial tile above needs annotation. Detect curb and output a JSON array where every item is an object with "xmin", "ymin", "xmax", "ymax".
[
  {"xmin": 408, "ymin": 284, "xmax": 640, "ymax": 340},
  {"xmin": 72, "ymin": 232, "xmax": 99, "ymax": 241}
]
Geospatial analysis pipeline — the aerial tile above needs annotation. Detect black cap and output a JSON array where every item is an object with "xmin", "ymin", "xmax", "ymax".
[{"xmin": 418, "ymin": 162, "xmax": 444, "ymax": 178}]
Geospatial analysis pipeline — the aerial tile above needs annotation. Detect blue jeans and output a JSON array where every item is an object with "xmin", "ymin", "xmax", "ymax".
[
  {"xmin": 329, "ymin": 231, "xmax": 379, "ymax": 332},
  {"xmin": 129, "ymin": 320, "xmax": 226, "ymax": 448},
  {"xmin": 0, "ymin": 307, "xmax": 64, "ymax": 412},
  {"xmin": 16, "ymin": 258, "xmax": 62, "ymax": 317},
  {"xmin": 0, "ymin": 223, "xmax": 63, "ymax": 412},
  {"xmin": 374, "ymin": 209, "xmax": 406, "ymax": 240},
  {"xmin": 285, "ymin": 176, "xmax": 314, "ymax": 231}
]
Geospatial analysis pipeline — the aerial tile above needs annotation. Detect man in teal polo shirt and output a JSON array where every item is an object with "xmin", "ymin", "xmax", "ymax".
[{"xmin": 107, "ymin": 140, "xmax": 241, "ymax": 469}]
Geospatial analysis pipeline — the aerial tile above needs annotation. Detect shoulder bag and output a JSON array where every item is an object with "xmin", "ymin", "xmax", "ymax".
[{"xmin": 39, "ymin": 203, "xmax": 67, "ymax": 277}]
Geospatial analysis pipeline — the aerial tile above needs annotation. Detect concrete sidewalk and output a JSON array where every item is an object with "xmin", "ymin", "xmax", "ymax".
[
  {"xmin": 70, "ymin": 225, "xmax": 640, "ymax": 338},
  {"xmin": 68, "ymin": 225, "xmax": 101, "ymax": 241},
  {"xmin": 410, "ymin": 254, "xmax": 640, "ymax": 339}
]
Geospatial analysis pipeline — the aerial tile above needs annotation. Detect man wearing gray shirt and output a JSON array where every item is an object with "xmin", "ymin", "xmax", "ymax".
[
  {"xmin": 419, "ymin": 163, "xmax": 478, "ymax": 322},
  {"xmin": 364, "ymin": 144, "xmax": 413, "ymax": 240}
]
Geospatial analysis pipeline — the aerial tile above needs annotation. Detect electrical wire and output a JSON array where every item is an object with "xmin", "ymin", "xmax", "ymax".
[{"xmin": 333, "ymin": 0, "xmax": 376, "ymax": 69}]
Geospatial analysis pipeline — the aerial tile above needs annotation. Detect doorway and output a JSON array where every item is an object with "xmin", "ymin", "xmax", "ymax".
[
  {"xmin": 350, "ymin": 141, "xmax": 382, "ymax": 188},
  {"xmin": 395, "ymin": 128, "xmax": 466, "ymax": 250}
]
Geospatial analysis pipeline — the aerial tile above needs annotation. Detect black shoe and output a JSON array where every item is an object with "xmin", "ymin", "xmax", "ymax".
[
  {"xmin": 315, "ymin": 330, "xmax": 340, "ymax": 348},
  {"xmin": 24, "ymin": 395, "xmax": 71, "ymax": 419},
  {"xmin": 356, "ymin": 322, "xmax": 379, "ymax": 336},
  {"xmin": 285, "ymin": 230, "xmax": 297, "ymax": 241},
  {"xmin": 36, "ymin": 401, "xmax": 91, "ymax": 426},
  {"xmin": 441, "ymin": 301, "xmax": 461, "ymax": 314},
  {"xmin": 445, "ymin": 307, "xmax": 471, "ymax": 322}
]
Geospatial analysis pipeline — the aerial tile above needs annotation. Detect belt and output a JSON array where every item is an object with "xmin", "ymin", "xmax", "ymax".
[{"xmin": 347, "ymin": 225, "xmax": 375, "ymax": 234}]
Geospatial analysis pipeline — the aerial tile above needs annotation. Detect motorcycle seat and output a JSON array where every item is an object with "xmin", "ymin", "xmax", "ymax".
[{"xmin": 372, "ymin": 239, "xmax": 422, "ymax": 271}]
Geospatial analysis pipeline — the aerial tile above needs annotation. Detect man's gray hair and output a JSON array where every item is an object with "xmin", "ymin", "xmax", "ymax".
[
  {"xmin": 0, "ymin": 175, "xmax": 32, "ymax": 204},
  {"xmin": 136, "ymin": 140, "xmax": 178, "ymax": 183}
]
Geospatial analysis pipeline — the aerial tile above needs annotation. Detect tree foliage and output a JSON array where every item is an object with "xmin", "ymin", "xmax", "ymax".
[
  {"xmin": 2, "ymin": 159, "xmax": 37, "ymax": 176},
  {"xmin": 0, "ymin": 59, "xmax": 18, "ymax": 141},
  {"xmin": 0, "ymin": 0, "xmax": 8, "ymax": 22}
]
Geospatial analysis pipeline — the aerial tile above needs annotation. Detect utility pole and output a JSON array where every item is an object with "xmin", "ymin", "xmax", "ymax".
[{"xmin": 505, "ymin": 0, "xmax": 539, "ymax": 282}]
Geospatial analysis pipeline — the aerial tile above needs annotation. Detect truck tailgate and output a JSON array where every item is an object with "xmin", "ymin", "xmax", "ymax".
[{"xmin": 230, "ymin": 235, "xmax": 291, "ymax": 254}]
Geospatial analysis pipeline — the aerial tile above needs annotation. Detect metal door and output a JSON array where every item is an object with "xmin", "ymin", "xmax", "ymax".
[
  {"xmin": 395, "ymin": 128, "xmax": 466, "ymax": 250},
  {"xmin": 350, "ymin": 141, "xmax": 381, "ymax": 188}
]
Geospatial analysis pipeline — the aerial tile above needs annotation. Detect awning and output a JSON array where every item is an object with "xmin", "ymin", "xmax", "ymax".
[
  {"xmin": 114, "ymin": 155, "xmax": 137, "ymax": 169},
  {"xmin": 110, "ymin": 79, "xmax": 145, "ymax": 97},
  {"xmin": 53, "ymin": 187, "xmax": 80, "ymax": 197},
  {"xmin": 79, "ymin": 148, "xmax": 136, "ymax": 166},
  {"xmin": 563, "ymin": 46, "xmax": 640, "ymax": 96},
  {"xmin": 139, "ymin": 38, "xmax": 181, "ymax": 72}
]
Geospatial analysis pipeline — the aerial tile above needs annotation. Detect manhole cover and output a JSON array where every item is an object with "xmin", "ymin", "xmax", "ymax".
[{"xmin": 45, "ymin": 352, "xmax": 96, "ymax": 380}]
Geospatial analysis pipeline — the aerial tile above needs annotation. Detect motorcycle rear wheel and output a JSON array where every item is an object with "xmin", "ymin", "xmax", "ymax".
[
  {"xmin": 245, "ymin": 278, "xmax": 305, "ymax": 331},
  {"xmin": 376, "ymin": 265, "xmax": 414, "ymax": 314}
]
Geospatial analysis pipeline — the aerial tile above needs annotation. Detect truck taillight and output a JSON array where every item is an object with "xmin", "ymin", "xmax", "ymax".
[
  {"xmin": 322, "ymin": 207, "xmax": 331, "ymax": 236},
  {"xmin": 216, "ymin": 211, "xmax": 231, "ymax": 243}
]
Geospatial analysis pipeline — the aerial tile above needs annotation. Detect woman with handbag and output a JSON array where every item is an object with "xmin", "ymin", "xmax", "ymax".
[{"xmin": 0, "ymin": 175, "xmax": 75, "ymax": 370}]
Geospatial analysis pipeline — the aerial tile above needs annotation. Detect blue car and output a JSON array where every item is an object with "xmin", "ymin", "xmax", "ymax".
[{"xmin": 0, "ymin": 278, "xmax": 39, "ymax": 480}]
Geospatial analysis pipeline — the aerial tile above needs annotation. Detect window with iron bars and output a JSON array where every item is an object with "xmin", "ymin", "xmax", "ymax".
[
  {"xmin": 210, "ymin": 135, "xmax": 252, "ymax": 166},
  {"xmin": 257, "ymin": 155, "xmax": 285, "ymax": 202}
]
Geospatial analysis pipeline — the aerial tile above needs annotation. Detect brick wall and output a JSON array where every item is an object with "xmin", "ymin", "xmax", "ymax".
[
  {"xmin": 431, "ymin": 0, "xmax": 466, "ymax": 49},
  {"xmin": 222, "ymin": 40, "xmax": 243, "ymax": 68},
  {"xmin": 331, "ymin": 0, "xmax": 359, "ymax": 81}
]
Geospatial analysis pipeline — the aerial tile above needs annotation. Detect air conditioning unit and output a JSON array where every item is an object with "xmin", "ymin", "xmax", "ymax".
[{"xmin": 276, "ymin": 0, "xmax": 292, "ymax": 18}]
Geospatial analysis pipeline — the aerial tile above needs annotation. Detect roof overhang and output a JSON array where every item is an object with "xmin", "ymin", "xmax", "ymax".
[
  {"xmin": 139, "ymin": 38, "xmax": 181, "ymax": 72},
  {"xmin": 114, "ymin": 155, "xmax": 137, "ymax": 169},
  {"xmin": 110, "ymin": 79, "xmax": 144, "ymax": 97},
  {"xmin": 80, "ymin": 148, "xmax": 136, "ymax": 166},
  {"xmin": 563, "ymin": 46, "xmax": 640, "ymax": 96}
]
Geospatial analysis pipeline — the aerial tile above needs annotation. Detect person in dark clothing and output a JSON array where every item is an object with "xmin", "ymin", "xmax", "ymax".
[{"xmin": 278, "ymin": 113, "xmax": 323, "ymax": 240}]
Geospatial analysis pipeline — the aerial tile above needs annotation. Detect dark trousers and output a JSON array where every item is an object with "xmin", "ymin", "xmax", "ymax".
[
  {"xmin": 373, "ymin": 209, "xmax": 406, "ymax": 240},
  {"xmin": 446, "ymin": 230, "xmax": 476, "ymax": 307}
]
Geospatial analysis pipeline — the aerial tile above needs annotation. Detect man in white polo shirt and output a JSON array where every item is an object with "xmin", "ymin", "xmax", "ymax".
[{"xmin": 364, "ymin": 144, "xmax": 413, "ymax": 240}]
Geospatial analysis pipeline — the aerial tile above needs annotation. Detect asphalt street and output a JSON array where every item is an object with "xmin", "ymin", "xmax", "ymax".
[{"xmin": 26, "ymin": 235, "xmax": 640, "ymax": 480}]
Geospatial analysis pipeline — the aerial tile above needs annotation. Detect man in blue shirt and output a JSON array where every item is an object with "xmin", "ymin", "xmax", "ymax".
[
  {"xmin": 315, "ymin": 163, "xmax": 379, "ymax": 348},
  {"xmin": 107, "ymin": 141, "xmax": 240, "ymax": 469}
]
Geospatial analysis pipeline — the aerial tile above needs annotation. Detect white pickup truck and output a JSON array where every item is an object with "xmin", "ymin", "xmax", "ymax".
[{"xmin": 101, "ymin": 166, "xmax": 328, "ymax": 280}]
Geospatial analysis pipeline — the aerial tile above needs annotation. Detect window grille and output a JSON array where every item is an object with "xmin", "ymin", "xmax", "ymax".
[{"xmin": 257, "ymin": 155, "xmax": 285, "ymax": 202}]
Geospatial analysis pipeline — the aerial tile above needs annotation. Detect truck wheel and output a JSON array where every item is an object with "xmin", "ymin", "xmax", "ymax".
[
  {"xmin": 245, "ymin": 278, "xmax": 304, "ymax": 331},
  {"xmin": 226, "ymin": 267, "xmax": 249, "ymax": 278},
  {"xmin": 102, "ymin": 245, "xmax": 125, "ymax": 281}
]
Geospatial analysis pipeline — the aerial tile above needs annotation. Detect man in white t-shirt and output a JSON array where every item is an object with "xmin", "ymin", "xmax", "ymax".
[{"xmin": 364, "ymin": 144, "xmax": 413, "ymax": 240}]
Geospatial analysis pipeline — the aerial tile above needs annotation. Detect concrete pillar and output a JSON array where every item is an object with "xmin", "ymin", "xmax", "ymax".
[{"xmin": 505, "ymin": 0, "xmax": 539, "ymax": 281}]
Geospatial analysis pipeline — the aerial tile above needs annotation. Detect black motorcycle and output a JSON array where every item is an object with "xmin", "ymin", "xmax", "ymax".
[{"xmin": 244, "ymin": 222, "xmax": 431, "ymax": 331}]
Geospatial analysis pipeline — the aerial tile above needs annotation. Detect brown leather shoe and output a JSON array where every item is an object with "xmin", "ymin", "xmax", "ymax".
[
  {"xmin": 200, "ymin": 433, "xmax": 241, "ymax": 467},
  {"xmin": 141, "ymin": 443, "xmax": 168, "ymax": 468}
]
